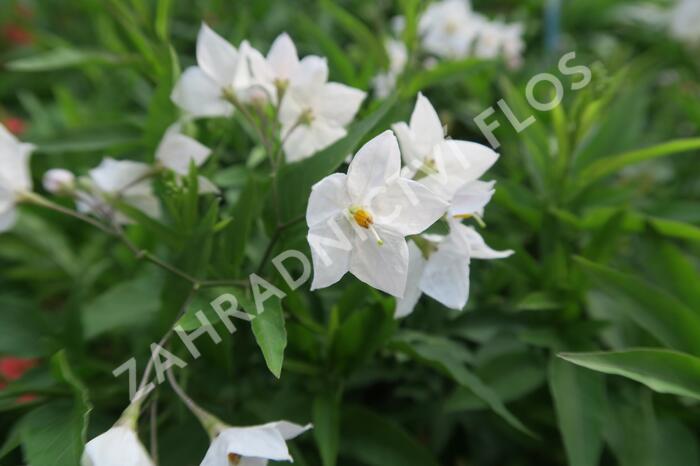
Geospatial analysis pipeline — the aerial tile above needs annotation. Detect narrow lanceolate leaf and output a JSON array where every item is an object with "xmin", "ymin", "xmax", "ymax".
[
  {"xmin": 277, "ymin": 96, "xmax": 397, "ymax": 222},
  {"xmin": 559, "ymin": 349, "xmax": 700, "ymax": 400},
  {"xmin": 391, "ymin": 334, "xmax": 533, "ymax": 436},
  {"xmin": 575, "ymin": 257, "xmax": 700, "ymax": 356},
  {"xmin": 313, "ymin": 393, "xmax": 341, "ymax": 466},
  {"xmin": 549, "ymin": 357, "xmax": 606, "ymax": 466},
  {"xmin": 249, "ymin": 296, "xmax": 287, "ymax": 379},
  {"xmin": 6, "ymin": 48, "xmax": 127, "ymax": 72},
  {"xmin": 580, "ymin": 138, "xmax": 700, "ymax": 186}
]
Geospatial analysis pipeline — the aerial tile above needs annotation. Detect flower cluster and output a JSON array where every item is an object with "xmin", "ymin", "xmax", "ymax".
[
  {"xmin": 374, "ymin": 0, "xmax": 526, "ymax": 97},
  {"xmin": 172, "ymin": 24, "xmax": 366, "ymax": 162},
  {"xmin": 307, "ymin": 93, "xmax": 512, "ymax": 316}
]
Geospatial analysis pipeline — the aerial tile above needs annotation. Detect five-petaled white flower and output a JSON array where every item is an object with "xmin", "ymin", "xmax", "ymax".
[
  {"xmin": 307, "ymin": 130, "xmax": 447, "ymax": 297},
  {"xmin": 419, "ymin": 0, "xmax": 479, "ymax": 59},
  {"xmin": 0, "ymin": 123, "xmax": 34, "ymax": 232},
  {"xmin": 200, "ymin": 421, "xmax": 311, "ymax": 466},
  {"xmin": 278, "ymin": 56, "xmax": 366, "ymax": 162},
  {"xmin": 81, "ymin": 426, "xmax": 154, "ymax": 466},
  {"xmin": 395, "ymin": 218, "xmax": 513, "ymax": 317},
  {"xmin": 155, "ymin": 125, "xmax": 218, "ymax": 193},
  {"xmin": 80, "ymin": 158, "xmax": 160, "ymax": 224},
  {"xmin": 171, "ymin": 23, "xmax": 255, "ymax": 118},
  {"xmin": 393, "ymin": 93, "xmax": 498, "ymax": 203}
]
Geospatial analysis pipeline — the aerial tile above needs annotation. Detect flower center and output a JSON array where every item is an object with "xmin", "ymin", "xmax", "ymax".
[
  {"xmin": 351, "ymin": 207, "xmax": 373, "ymax": 229},
  {"xmin": 444, "ymin": 21, "xmax": 459, "ymax": 35},
  {"xmin": 349, "ymin": 206, "xmax": 384, "ymax": 245},
  {"xmin": 299, "ymin": 107, "xmax": 315, "ymax": 126},
  {"xmin": 228, "ymin": 453, "xmax": 241, "ymax": 465}
]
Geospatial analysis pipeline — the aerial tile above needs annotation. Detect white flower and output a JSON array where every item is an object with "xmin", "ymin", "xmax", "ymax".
[
  {"xmin": 43, "ymin": 168, "xmax": 75, "ymax": 194},
  {"xmin": 306, "ymin": 131, "xmax": 447, "ymax": 297},
  {"xmin": 81, "ymin": 426, "xmax": 154, "ymax": 466},
  {"xmin": 0, "ymin": 123, "xmax": 33, "ymax": 232},
  {"xmin": 80, "ymin": 158, "xmax": 160, "ymax": 224},
  {"xmin": 155, "ymin": 125, "xmax": 218, "ymax": 193},
  {"xmin": 278, "ymin": 57, "xmax": 366, "ymax": 162},
  {"xmin": 473, "ymin": 21, "xmax": 525, "ymax": 69},
  {"xmin": 201, "ymin": 421, "xmax": 311, "ymax": 466},
  {"xmin": 395, "ymin": 219, "xmax": 513, "ymax": 317},
  {"xmin": 393, "ymin": 93, "xmax": 498, "ymax": 202},
  {"xmin": 500, "ymin": 22, "xmax": 526, "ymax": 69},
  {"xmin": 670, "ymin": 0, "xmax": 700, "ymax": 44},
  {"xmin": 419, "ymin": 0, "xmax": 478, "ymax": 59},
  {"xmin": 373, "ymin": 39, "xmax": 408, "ymax": 98},
  {"xmin": 171, "ymin": 23, "xmax": 255, "ymax": 118}
]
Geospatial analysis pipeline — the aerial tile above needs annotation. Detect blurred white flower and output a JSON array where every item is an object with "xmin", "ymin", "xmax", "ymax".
[
  {"xmin": 395, "ymin": 218, "xmax": 513, "ymax": 317},
  {"xmin": 279, "ymin": 57, "xmax": 366, "ymax": 162},
  {"xmin": 306, "ymin": 131, "xmax": 447, "ymax": 297},
  {"xmin": 449, "ymin": 179, "xmax": 496, "ymax": 219},
  {"xmin": 200, "ymin": 421, "xmax": 311, "ymax": 466},
  {"xmin": 80, "ymin": 158, "xmax": 160, "ymax": 224},
  {"xmin": 171, "ymin": 23, "xmax": 254, "ymax": 118},
  {"xmin": 419, "ymin": 0, "xmax": 478, "ymax": 59},
  {"xmin": 43, "ymin": 168, "xmax": 75, "ymax": 194},
  {"xmin": 670, "ymin": 0, "xmax": 700, "ymax": 44},
  {"xmin": 81, "ymin": 426, "xmax": 154, "ymax": 466},
  {"xmin": 155, "ymin": 125, "xmax": 218, "ymax": 193},
  {"xmin": 0, "ymin": 123, "xmax": 34, "ymax": 232},
  {"xmin": 373, "ymin": 39, "xmax": 408, "ymax": 98},
  {"xmin": 393, "ymin": 93, "xmax": 498, "ymax": 202}
]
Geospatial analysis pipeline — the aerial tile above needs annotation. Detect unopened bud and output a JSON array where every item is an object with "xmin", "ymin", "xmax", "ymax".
[{"xmin": 42, "ymin": 169, "xmax": 75, "ymax": 194}]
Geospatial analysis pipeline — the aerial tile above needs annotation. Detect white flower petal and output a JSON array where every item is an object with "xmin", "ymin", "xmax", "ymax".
[
  {"xmin": 196, "ymin": 23, "xmax": 239, "ymax": 87},
  {"xmin": 306, "ymin": 173, "xmax": 349, "ymax": 228},
  {"xmin": 267, "ymin": 32, "xmax": 299, "ymax": 80},
  {"xmin": 81, "ymin": 427, "xmax": 154, "ymax": 466},
  {"xmin": 219, "ymin": 425, "xmax": 292, "ymax": 461},
  {"xmin": 308, "ymin": 215, "xmax": 353, "ymax": 290},
  {"xmin": 349, "ymin": 226, "xmax": 409, "ymax": 297},
  {"xmin": 0, "ymin": 128, "xmax": 33, "ymax": 193},
  {"xmin": 156, "ymin": 132, "xmax": 212, "ymax": 176},
  {"xmin": 462, "ymin": 226, "xmax": 514, "ymax": 260},
  {"xmin": 171, "ymin": 67, "xmax": 233, "ymax": 118},
  {"xmin": 409, "ymin": 93, "xmax": 444, "ymax": 154},
  {"xmin": 283, "ymin": 121, "xmax": 346, "ymax": 163},
  {"xmin": 346, "ymin": 130, "xmax": 401, "ymax": 205},
  {"xmin": 317, "ymin": 82, "xmax": 366, "ymax": 127},
  {"xmin": 89, "ymin": 158, "xmax": 152, "ymax": 194},
  {"xmin": 291, "ymin": 55, "xmax": 328, "ymax": 89},
  {"xmin": 449, "ymin": 180, "xmax": 495, "ymax": 217},
  {"xmin": 372, "ymin": 178, "xmax": 447, "ymax": 236},
  {"xmin": 420, "ymin": 248, "xmax": 470, "ymax": 310},
  {"xmin": 264, "ymin": 421, "xmax": 313, "ymax": 440},
  {"xmin": 0, "ymin": 206, "xmax": 17, "ymax": 233},
  {"xmin": 395, "ymin": 241, "xmax": 427, "ymax": 318}
]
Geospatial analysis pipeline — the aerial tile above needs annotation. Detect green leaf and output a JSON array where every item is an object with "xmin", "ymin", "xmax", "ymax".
[
  {"xmin": 391, "ymin": 333, "xmax": 533, "ymax": 436},
  {"xmin": 249, "ymin": 296, "xmax": 287, "ymax": 378},
  {"xmin": 313, "ymin": 393, "xmax": 340, "ymax": 466},
  {"xmin": 6, "ymin": 48, "xmax": 126, "ymax": 72},
  {"xmin": 341, "ymin": 406, "xmax": 441, "ymax": 466},
  {"xmin": 0, "ymin": 295, "xmax": 51, "ymax": 357},
  {"xmin": 220, "ymin": 173, "xmax": 271, "ymax": 275},
  {"xmin": 559, "ymin": 349, "xmax": 700, "ymax": 400},
  {"xmin": 579, "ymin": 138, "xmax": 700, "ymax": 186},
  {"xmin": 403, "ymin": 58, "xmax": 487, "ymax": 96},
  {"xmin": 603, "ymin": 386, "xmax": 658, "ymax": 466},
  {"xmin": 81, "ymin": 271, "xmax": 162, "ymax": 339},
  {"xmin": 277, "ymin": 97, "xmax": 397, "ymax": 223},
  {"xmin": 575, "ymin": 257, "xmax": 700, "ymax": 356},
  {"xmin": 19, "ymin": 401, "xmax": 87, "ymax": 466},
  {"xmin": 549, "ymin": 357, "xmax": 606, "ymax": 466}
]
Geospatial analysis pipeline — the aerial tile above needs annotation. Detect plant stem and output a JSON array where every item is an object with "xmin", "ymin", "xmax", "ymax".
[{"xmin": 255, "ymin": 214, "xmax": 305, "ymax": 275}]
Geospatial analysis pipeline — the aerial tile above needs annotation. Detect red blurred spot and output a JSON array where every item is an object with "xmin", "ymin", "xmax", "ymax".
[
  {"xmin": 0, "ymin": 357, "xmax": 37, "ymax": 381},
  {"xmin": 17, "ymin": 393, "xmax": 37, "ymax": 403},
  {"xmin": 2, "ymin": 117, "xmax": 26, "ymax": 135},
  {"xmin": 2, "ymin": 24, "xmax": 34, "ymax": 45}
]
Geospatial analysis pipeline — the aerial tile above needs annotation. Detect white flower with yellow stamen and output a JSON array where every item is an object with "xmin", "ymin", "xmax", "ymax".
[{"xmin": 306, "ymin": 130, "xmax": 447, "ymax": 297}]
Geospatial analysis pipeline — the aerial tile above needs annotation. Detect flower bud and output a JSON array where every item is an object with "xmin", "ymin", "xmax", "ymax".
[{"xmin": 42, "ymin": 169, "xmax": 75, "ymax": 194}]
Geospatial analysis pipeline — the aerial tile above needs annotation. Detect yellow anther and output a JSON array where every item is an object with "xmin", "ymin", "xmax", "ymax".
[
  {"xmin": 228, "ymin": 453, "xmax": 241, "ymax": 465},
  {"xmin": 352, "ymin": 208, "xmax": 373, "ymax": 229}
]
